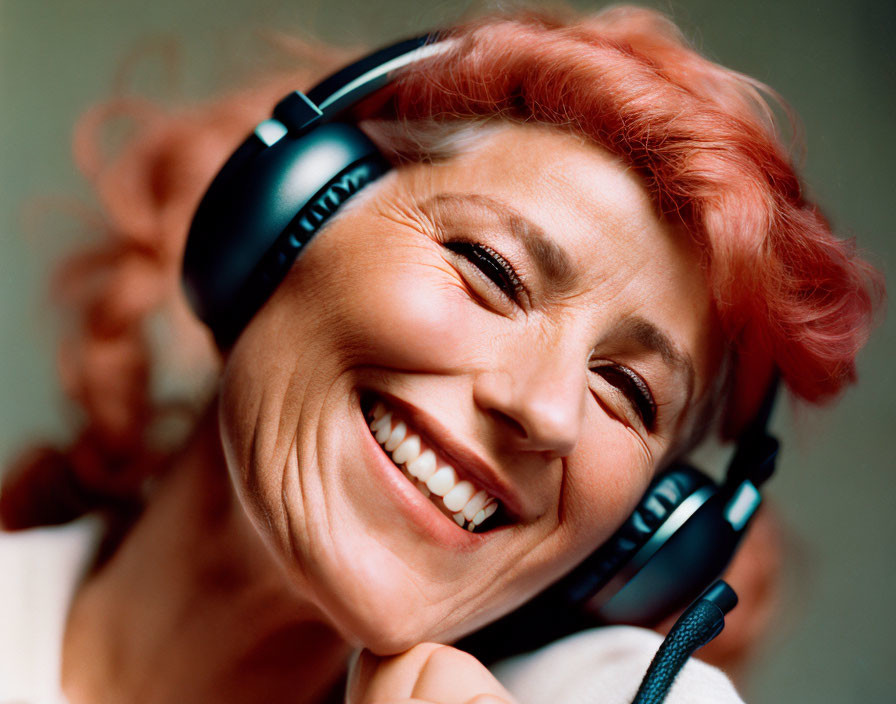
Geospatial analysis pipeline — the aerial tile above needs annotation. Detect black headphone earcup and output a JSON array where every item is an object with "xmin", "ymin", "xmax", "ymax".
[
  {"xmin": 552, "ymin": 465, "xmax": 711, "ymax": 610},
  {"xmin": 586, "ymin": 465, "xmax": 711, "ymax": 593},
  {"xmin": 183, "ymin": 34, "xmax": 449, "ymax": 344},
  {"xmin": 592, "ymin": 467, "xmax": 752, "ymax": 625},
  {"xmin": 183, "ymin": 123, "xmax": 389, "ymax": 344},
  {"xmin": 455, "ymin": 465, "xmax": 711, "ymax": 663},
  {"xmin": 212, "ymin": 154, "xmax": 389, "ymax": 344}
]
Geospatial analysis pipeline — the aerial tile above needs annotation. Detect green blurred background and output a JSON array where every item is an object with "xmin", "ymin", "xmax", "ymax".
[{"xmin": 1, "ymin": 0, "xmax": 893, "ymax": 701}]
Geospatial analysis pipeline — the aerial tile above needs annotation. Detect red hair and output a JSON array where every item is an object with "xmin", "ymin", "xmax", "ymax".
[
  {"xmin": 1, "ymin": 8, "xmax": 882, "ymax": 526},
  {"xmin": 369, "ymin": 8, "xmax": 884, "ymax": 435}
]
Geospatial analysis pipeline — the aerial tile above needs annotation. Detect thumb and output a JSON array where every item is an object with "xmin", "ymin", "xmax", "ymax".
[
  {"xmin": 346, "ymin": 644, "xmax": 444, "ymax": 704},
  {"xmin": 409, "ymin": 646, "xmax": 514, "ymax": 704},
  {"xmin": 347, "ymin": 644, "xmax": 515, "ymax": 704}
]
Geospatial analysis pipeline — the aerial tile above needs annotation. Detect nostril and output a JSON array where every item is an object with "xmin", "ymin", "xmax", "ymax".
[{"xmin": 486, "ymin": 408, "xmax": 529, "ymax": 441}]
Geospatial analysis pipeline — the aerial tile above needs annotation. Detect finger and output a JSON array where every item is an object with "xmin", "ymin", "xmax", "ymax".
[
  {"xmin": 347, "ymin": 643, "xmax": 444, "ymax": 704},
  {"xmin": 410, "ymin": 646, "xmax": 515, "ymax": 704}
]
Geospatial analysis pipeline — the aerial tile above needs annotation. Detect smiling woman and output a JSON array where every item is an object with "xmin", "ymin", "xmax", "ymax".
[
  {"xmin": 217, "ymin": 124, "xmax": 717, "ymax": 653},
  {"xmin": 0, "ymin": 5, "xmax": 883, "ymax": 704}
]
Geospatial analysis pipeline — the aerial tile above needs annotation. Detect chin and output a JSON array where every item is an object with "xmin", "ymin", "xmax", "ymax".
[{"xmin": 311, "ymin": 563, "xmax": 453, "ymax": 654}]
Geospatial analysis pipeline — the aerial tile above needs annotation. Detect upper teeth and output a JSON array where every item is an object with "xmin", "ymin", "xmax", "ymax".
[{"xmin": 368, "ymin": 402, "xmax": 500, "ymax": 531}]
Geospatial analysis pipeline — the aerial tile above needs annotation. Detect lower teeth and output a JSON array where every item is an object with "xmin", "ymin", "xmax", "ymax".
[{"xmin": 397, "ymin": 463, "xmax": 484, "ymax": 532}]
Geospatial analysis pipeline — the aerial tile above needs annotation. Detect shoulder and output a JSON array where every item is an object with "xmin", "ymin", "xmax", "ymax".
[{"xmin": 490, "ymin": 625, "xmax": 745, "ymax": 704}]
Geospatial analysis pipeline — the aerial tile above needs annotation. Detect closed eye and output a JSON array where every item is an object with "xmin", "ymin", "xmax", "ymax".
[
  {"xmin": 443, "ymin": 240, "xmax": 524, "ymax": 303},
  {"xmin": 592, "ymin": 364, "xmax": 657, "ymax": 430}
]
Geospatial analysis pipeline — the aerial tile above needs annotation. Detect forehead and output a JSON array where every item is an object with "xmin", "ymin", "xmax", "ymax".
[{"xmin": 409, "ymin": 123, "xmax": 696, "ymax": 278}]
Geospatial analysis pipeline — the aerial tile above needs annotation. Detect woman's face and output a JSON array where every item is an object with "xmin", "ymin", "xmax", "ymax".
[{"xmin": 218, "ymin": 123, "xmax": 720, "ymax": 652}]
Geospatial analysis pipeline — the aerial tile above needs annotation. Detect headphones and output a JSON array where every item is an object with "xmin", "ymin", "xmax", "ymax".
[
  {"xmin": 183, "ymin": 35, "xmax": 446, "ymax": 345},
  {"xmin": 182, "ymin": 34, "xmax": 780, "ymax": 661}
]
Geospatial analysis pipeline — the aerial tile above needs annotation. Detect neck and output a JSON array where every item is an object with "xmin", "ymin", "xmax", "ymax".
[{"xmin": 62, "ymin": 403, "xmax": 351, "ymax": 704}]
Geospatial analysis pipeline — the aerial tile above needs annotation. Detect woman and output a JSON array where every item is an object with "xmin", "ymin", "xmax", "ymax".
[{"xmin": 0, "ymin": 6, "xmax": 882, "ymax": 704}]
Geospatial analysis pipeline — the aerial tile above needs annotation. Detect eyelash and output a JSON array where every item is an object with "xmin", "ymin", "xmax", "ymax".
[
  {"xmin": 444, "ymin": 239, "xmax": 657, "ymax": 431},
  {"xmin": 591, "ymin": 364, "xmax": 657, "ymax": 430},
  {"xmin": 443, "ymin": 240, "xmax": 524, "ymax": 303}
]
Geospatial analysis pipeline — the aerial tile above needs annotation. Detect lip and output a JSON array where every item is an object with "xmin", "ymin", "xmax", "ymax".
[
  {"xmin": 357, "ymin": 396, "xmax": 489, "ymax": 551},
  {"xmin": 362, "ymin": 390, "xmax": 530, "ymax": 525}
]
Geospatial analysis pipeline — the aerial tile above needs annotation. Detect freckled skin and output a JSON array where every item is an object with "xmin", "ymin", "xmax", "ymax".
[{"xmin": 218, "ymin": 124, "xmax": 719, "ymax": 653}]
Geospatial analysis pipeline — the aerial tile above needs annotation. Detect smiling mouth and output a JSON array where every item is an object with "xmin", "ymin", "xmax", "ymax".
[{"xmin": 362, "ymin": 398, "xmax": 509, "ymax": 533}]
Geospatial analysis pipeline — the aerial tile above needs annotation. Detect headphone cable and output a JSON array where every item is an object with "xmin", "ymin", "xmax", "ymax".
[{"xmin": 631, "ymin": 580, "xmax": 738, "ymax": 704}]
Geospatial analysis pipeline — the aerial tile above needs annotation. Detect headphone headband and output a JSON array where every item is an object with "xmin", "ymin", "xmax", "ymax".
[{"xmin": 308, "ymin": 34, "xmax": 447, "ymax": 116}]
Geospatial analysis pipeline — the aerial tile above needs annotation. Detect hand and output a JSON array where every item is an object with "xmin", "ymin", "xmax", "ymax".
[{"xmin": 346, "ymin": 642, "xmax": 517, "ymax": 704}]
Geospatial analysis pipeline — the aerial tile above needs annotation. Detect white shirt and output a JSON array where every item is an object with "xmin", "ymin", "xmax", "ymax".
[
  {"xmin": 0, "ymin": 517, "xmax": 102, "ymax": 704},
  {"xmin": 494, "ymin": 625, "xmax": 745, "ymax": 704}
]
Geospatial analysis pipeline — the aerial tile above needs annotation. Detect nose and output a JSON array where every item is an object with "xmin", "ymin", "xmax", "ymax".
[{"xmin": 472, "ymin": 342, "xmax": 587, "ymax": 458}]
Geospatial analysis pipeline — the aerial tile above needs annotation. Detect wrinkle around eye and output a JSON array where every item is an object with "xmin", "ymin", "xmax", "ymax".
[
  {"xmin": 373, "ymin": 194, "xmax": 440, "ymax": 239},
  {"xmin": 590, "ymin": 389, "xmax": 655, "ymax": 477},
  {"xmin": 625, "ymin": 424, "xmax": 654, "ymax": 473},
  {"xmin": 589, "ymin": 384, "xmax": 647, "ymax": 436}
]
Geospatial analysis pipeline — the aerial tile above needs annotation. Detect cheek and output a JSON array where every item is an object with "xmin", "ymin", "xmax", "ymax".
[
  {"xmin": 315, "ymin": 245, "xmax": 482, "ymax": 371},
  {"xmin": 563, "ymin": 424, "xmax": 653, "ymax": 550},
  {"xmin": 216, "ymin": 311, "xmax": 312, "ymax": 547},
  {"xmin": 216, "ymin": 346, "xmax": 283, "ymax": 534},
  {"xmin": 357, "ymin": 279, "xmax": 474, "ymax": 368}
]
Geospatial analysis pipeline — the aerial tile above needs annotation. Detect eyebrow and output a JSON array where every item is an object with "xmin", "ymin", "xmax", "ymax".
[
  {"xmin": 621, "ymin": 316, "xmax": 695, "ymax": 399},
  {"xmin": 423, "ymin": 192, "xmax": 579, "ymax": 294}
]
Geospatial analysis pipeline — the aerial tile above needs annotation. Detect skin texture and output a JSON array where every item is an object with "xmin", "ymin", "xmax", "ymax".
[
  {"xmin": 62, "ymin": 123, "xmax": 720, "ymax": 704},
  {"xmin": 219, "ymin": 124, "xmax": 719, "ymax": 652}
]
